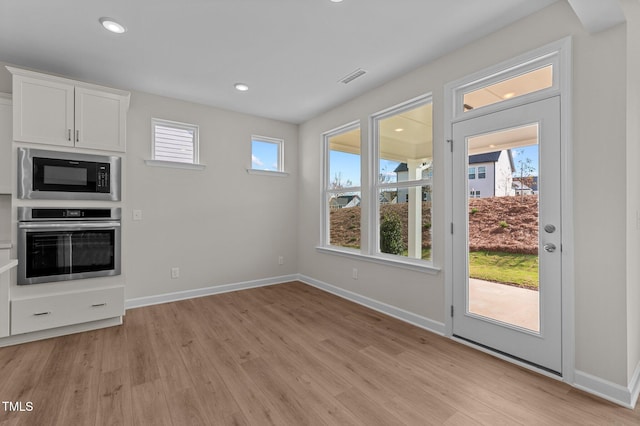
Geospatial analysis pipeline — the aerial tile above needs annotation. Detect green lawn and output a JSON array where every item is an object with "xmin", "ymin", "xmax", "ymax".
[{"xmin": 469, "ymin": 251, "xmax": 539, "ymax": 289}]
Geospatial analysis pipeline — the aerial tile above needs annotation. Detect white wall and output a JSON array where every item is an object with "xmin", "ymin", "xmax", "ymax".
[
  {"xmin": 298, "ymin": 1, "xmax": 631, "ymax": 388},
  {"xmin": 0, "ymin": 63, "xmax": 299, "ymax": 302},
  {"xmin": 123, "ymin": 92, "xmax": 299, "ymax": 299},
  {"xmin": 622, "ymin": 0, "xmax": 640, "ymax": 385}
]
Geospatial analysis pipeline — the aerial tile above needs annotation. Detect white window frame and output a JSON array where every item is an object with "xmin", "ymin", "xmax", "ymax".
[
  {"xmin": 247, "ymin": 135, "xmax": 288, "ymax": 177},
  {"xmin": 450, "ymin": 48, "xmax": 562, "ymax": 122},
  {"xmin": 317, "ymin": 97, "xmax": 440, "ymax": 274},
  {"xmin": 145, "ymin": 118, "xmax": 205, "ymax": 170},
  {"xmin": 320, "ymin": 121, "xmax": 361, "ymax": 252},
  {"xmin": 478, "ymin": 166, "xmax": 486, "ymax": 179},
  {"xmin": 370, "ymin": 93, "xmax": 434, "ymax": 267}
]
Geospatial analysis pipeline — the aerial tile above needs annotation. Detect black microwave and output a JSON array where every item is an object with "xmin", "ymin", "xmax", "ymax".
[{"xmin": 17, "ymin": 148, "xmax": 121, "ymax": 201}]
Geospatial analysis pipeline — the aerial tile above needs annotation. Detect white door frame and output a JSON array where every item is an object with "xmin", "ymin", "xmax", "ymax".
[{"xmin": 443, "ymin": 37, "xmax": 574, "ymax": 382}]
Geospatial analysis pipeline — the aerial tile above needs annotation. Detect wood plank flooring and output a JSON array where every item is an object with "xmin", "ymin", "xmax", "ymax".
[{"xmin": 0, "ymin": 281, "xmax": 638, "ymax": 425}]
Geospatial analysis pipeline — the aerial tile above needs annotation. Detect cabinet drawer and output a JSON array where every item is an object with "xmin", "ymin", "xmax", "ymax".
[{"xmin": 11, "ymin": 286, "xmax": 124, "ymax": 335}]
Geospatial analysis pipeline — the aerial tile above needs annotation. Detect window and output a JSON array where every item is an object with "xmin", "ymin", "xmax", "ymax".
[
  {"xmin": 251, "ymin": 136, "xmax": 284, "ymax": 172},
  {"xmin": 323, "ymin": 123, "xmax": 361, "ymax": 250},
  {"xmin": 463, "ymin": 65, "xmax": 553, "ymax": 112},
  {"xmin": 478, "ymin": 166, "xmax": 486, "ymax": 179},
  {"xmin": 470, "ymin": 190, "xmax": 481, "ymax": 198},
  {"xmin": 469, "ymin": 167, "xmax": 476, "ymax": 180},
  {"xmin": 373, "ymin": 95, "xmax": 433, "ymax": 262},
  {"xmin": 321, "ymin": 94, "xmax": 435, "ymax": 270},
  {"xmin": 151, "ymin": 118, "xmax": 199, "ymax": 164}
]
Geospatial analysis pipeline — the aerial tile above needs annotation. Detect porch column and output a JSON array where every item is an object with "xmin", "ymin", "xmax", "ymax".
[{"xmin": 407, "ymin": 160, "xmax": 422, "ymax": 258}]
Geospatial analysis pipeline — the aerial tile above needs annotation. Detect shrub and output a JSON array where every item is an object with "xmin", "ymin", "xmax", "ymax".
[
  {"xmin": 499, "ymin": 220, "xmax": 509, "ymax": 228},
  {"xmin": 470, "ymin": 208, "xmax": 478, "ymax": 214},
  {"xmin": 380, "ymin": 212, "xmax": 405, "ymax": 255}
]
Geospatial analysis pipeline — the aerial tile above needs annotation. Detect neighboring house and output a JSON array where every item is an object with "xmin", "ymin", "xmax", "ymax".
[
  {"xmin": 512, "ymin": 179, "xmax": 536, "ymax": 195},
  {"xmin": 394, "ymin": 162, "xmax": 433, "ymax": 203},
  {"xmin": 468, "ymin": 150, "xmax": 515, "ymax": 198},
  {"xmin": 329, "ymin": 194, "xmax": 361, "ymax": 209}
]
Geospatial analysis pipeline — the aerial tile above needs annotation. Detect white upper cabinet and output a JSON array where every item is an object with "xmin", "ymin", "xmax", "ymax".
[
  {"xmin": 8, "ymin": 67, "xmax": 130, "ymax": 152},
  {"xmin": 0, "ymin": 94, "xmax": 12, "ymax": 194}
]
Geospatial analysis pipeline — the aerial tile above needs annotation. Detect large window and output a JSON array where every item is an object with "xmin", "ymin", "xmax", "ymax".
[
  {"xmin": 323, "ymin": 123, "xmax": 361, "ymax": 250},
  {"xmin": 321, "ymin": 95, "xmax": 434, "ymax": 268},
  {"xmin": 373, "ymin": 95, "xmax": 433, "ymax": 262}
]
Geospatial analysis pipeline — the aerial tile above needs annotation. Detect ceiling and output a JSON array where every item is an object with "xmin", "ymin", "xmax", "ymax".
[{"xmin": 0, "ymin": 0, "xmax": 586, "ymax": 124}]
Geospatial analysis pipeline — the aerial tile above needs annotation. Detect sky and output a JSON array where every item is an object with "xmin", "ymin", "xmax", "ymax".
[{"xmin": 251, "ymin": 140, "xmax": 279, "ymax": 171}]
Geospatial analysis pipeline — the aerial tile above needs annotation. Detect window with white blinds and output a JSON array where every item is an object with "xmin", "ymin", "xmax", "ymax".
[{"xmin": 152, "ymin": 118, "xmax": 199, "ymax": 164}]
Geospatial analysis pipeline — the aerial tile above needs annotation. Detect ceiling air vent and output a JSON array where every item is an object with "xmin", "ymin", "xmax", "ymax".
[{"xmin": 339, "ymin": 68, "xmax": 367, "ymax": 84}]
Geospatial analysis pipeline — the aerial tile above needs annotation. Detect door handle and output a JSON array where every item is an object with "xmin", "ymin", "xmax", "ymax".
[{"xmin": 543, "ymin": 243, "xmax": 556, "ymax": 253}]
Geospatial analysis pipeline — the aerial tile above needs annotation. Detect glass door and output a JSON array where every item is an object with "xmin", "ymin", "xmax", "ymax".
[{"xmin": 452, "ymin": 97, "xmax": 562, "ymax": 374}]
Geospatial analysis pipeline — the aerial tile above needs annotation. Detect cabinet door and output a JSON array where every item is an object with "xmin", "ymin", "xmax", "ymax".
[
  {"xmin": 13, "ymin": 75, "xmax": 75, "ymax": 146},
  {"xmin": 0, "ymin": 96, "xmax": 11, "ymax": 194},
  {"xmin": 75, "ymin": 87, "xmax": 127, "ymax": 152}
]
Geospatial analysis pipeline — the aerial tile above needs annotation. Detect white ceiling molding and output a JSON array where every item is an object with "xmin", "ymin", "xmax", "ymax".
[{"xmin": 567, "ymin": 0, "xmax": 626, "ymax": 33}]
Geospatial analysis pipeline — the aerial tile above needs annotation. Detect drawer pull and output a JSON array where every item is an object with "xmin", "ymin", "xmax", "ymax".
[
  {"xmin": 33, "ymin": 312, "xmax": 51, "ymax": 317},
  {"xmin": 91, "ymin": 303, "xmax": 107, "ymax": 308}
]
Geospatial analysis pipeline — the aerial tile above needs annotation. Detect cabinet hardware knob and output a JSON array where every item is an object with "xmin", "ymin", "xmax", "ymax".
[
  {"xmin": 67, "ymin": 129, "xmax": 71, "ymax": 141},
  {"xmin": 76, "ymin": 129, "xmax": 79, "ymax": 142},
  {"xmin": 33, "ymin": 311, "xmax": 51, "ymax": 316},
  {"xmin": 91, "ymin": 303, "xmax": 107, "ymax": 308}
]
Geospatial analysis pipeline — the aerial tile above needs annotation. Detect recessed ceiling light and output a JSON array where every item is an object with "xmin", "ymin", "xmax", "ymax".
[
  {"xmin": 503, "ymin": 92, "xmax": 516, "ymax": 99},
  {"xmin": 395, "ymin": 128, "xmax": 404, "ymax": 132},
  {"xmin": 99, "ymin": 17, "xmax": 126, "ymax": 34},
  {"xmin": 489, "ymin": 144, "xmax": 497, "ymax": 148},
  {"xmin": 330, "ymin": 0, "xmax": 344, "ymax": 3},
  {"xmin": 234, "ymin": 83, "xmax": 249, "ymax": 92}
]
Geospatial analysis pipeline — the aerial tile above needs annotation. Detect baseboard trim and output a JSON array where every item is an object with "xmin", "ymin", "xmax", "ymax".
[
  {"xmin": 574, "ymin": 368, "xmax": 639, "ymax": 409},
  {"xmin": 297, "ymin": 274, "xmax": 445, "ymax": 336},
  {"xmin": 125, "ymin": 274, "xmax": 299, "ymax": 310},
  {"xmin": 629, "ymin": 361, "xmax": 640, "ymax": 409}
]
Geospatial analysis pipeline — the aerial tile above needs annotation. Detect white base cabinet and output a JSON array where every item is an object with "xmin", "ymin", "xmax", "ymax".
[
  {"xmin": 11, "ymin": 286, "xmax": 124, "ymax": 335},
  {"xmin": 8, "ymin": 67, "xmax": 130, "ymax": 152}
]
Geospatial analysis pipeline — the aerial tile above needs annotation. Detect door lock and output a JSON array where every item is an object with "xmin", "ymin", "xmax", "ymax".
[
  {"xmin": 544, "ymin": 224, "xmax": 556, "ymax": 233},
  {"xmin": 543, "ymin": 243, "xmax": 556, "ymax": 253}
]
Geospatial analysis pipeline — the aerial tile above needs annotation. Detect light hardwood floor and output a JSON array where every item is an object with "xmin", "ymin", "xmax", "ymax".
[{"xmin": 0, "ymin": 281, "xmax": 638, "ymax": 425}]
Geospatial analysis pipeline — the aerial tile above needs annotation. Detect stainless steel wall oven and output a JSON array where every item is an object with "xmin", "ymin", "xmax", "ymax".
[{"xmin": 18, "ymin": 207, "xmax": 121, "ymax": 285}]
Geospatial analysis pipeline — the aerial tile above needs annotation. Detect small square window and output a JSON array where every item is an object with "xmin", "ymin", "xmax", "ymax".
[
  {"xmin": 152, "ymin": 118, "xmax": 199, "ymax": 164},
  {"xmin": 251, "ymin": 136, "xmax": 284, "ymax": 172},
  {"xmin": 478, "ymin": 166, "xmax": 486, "ymax": 179},
  {"xmin": 469, "ymin": 167, "xmax": 476, "ymax": 180}
]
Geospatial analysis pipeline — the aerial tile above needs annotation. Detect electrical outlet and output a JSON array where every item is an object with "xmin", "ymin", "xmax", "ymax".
[
  {"xmin": 133, "ymin": 210, "xmax": 143, "ymax": 221},
  {"xmin": 278, "ymin": 256, "xmax": 284, "ymax": 265},
  {"xmin": 352, "ymin": 268, "xmax": 358, "ymax": 280},
  {"xmin": 171, "ymin": 267, "xmax": 180, "ymax": 279}
]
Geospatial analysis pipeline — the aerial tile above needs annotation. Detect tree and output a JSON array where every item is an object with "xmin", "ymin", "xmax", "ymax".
[
  {"xmin": 330, "ymin": 172, "xmax": 352, "ymax": 191},
  {"xmin": 380, "ymin": 212, "xmax": 405, "ymax": 255},
  {"xmin": 514, "ymin": 149, "xmax": 536, "ymax": 202}
]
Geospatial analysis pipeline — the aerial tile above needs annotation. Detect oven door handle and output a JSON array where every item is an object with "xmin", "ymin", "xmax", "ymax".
[{"xmin": 19, "ymin": 222, "xmax": 121, "ymax": 230}]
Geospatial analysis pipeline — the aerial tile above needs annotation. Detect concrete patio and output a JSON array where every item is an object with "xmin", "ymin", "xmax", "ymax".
[{"xmin": 468, "ymin": 278, "xmax": 539, "ymax": 332}]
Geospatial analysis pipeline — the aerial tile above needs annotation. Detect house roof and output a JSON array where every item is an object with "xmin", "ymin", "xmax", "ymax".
[
  {"xmin": 469, "ymin": 151, "xmax": 502, "ymax": 164},
  {"xmin": 394, "ymin": 163, "xmax": 408, "ymax": 173}
]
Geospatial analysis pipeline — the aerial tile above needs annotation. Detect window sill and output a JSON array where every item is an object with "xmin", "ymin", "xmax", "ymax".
[
  {"xmin": 246, "ymin": 169, "xmax": 290, "ymax": 177},
  {"xmin": 145, "ymin": 160, "xmax": 206, "ymax": 171},
  {"xmin": 316, "ymin": 246, "xmax": 441, "ymax": 275}
]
